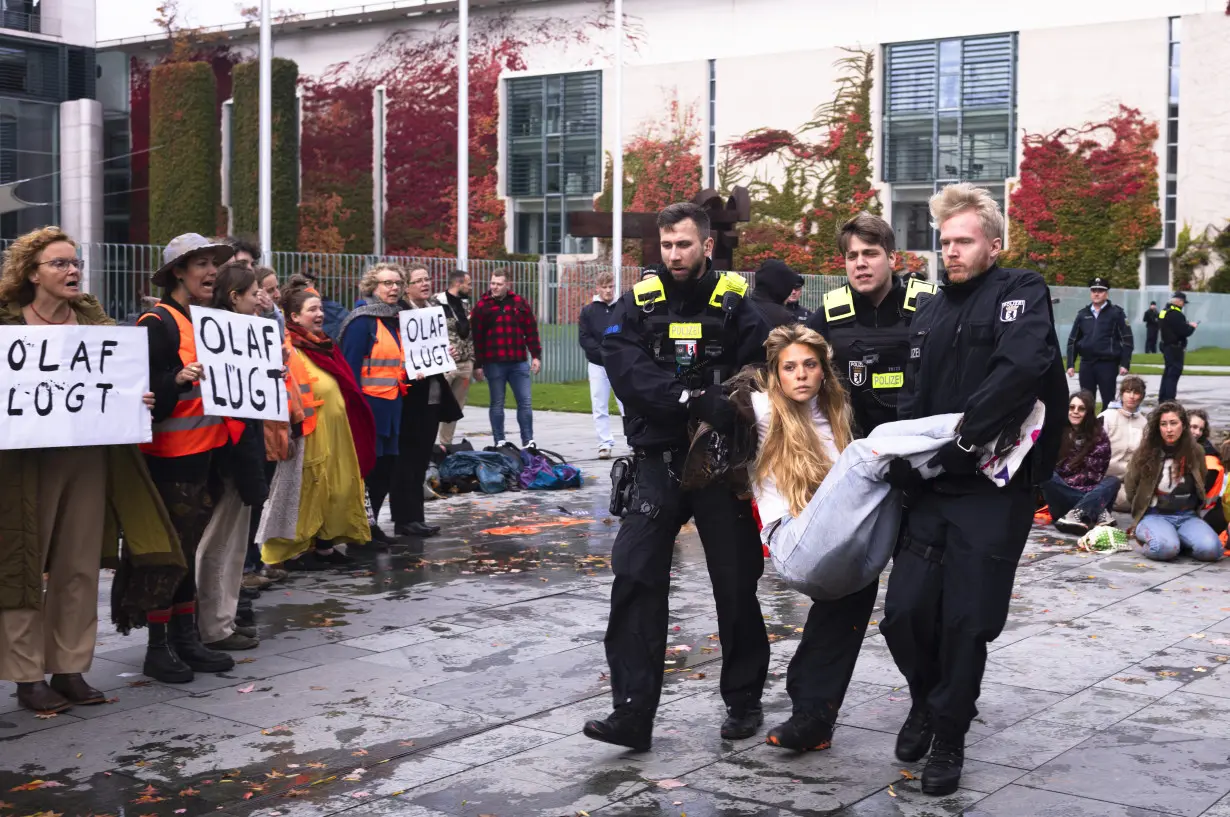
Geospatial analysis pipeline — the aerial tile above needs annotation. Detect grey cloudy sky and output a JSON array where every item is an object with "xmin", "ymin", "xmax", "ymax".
[{"xmin": 98, "ymin": 0, "xmax": 337, "ymax": 41}]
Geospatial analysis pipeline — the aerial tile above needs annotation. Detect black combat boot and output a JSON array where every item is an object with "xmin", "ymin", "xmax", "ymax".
[
  {"xmin": 143, "ymin": 620, "xmax": 194, "ymax": 683},
  {"xmin": 170, "ymin": 611, "xmax": 235, "ymax": 673},
  {"xmin": 720, "ymin": 704, "xmax": 764, "ymax": 740},
  {"xmin": 766, "ymin": 711, "xmax": 833, "ymax": 751},
  {"xmin": 583, "ymin": 708, "xmax": 654, "ymax": 752},
  {"xmin": 896, "ymin": 706, "xmax": 934, "ymax": 762},
  {"xmin": 921, "ymin": 736, "xmax": 964, "ymax": 796}
]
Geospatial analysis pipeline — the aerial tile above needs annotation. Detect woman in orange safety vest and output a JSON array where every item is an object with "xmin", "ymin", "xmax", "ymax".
[
  {"xmin": 137, "ymin": 233, "xmax": 236, "ymax": 685},
  {"xmin": 339, "ymin": 263, "xmax": 408, "ymax": 544}
]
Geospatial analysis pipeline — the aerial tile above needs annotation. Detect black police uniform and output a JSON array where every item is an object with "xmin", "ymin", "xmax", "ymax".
[
  {"xmin": 1159, "ymin": 300, "xmax": 1196, "ymax": 402},
  {"xmin": 881, "ymin": 264, "xmax": 1067, "ymax": 744},
  {"xmin": 1065, "ymin": 283, "xmax": 1133, "ymax": 408},
  {"xmin": 783, "ymin": 276, "xmax": 937, "ymax": 727},
  {"xmin": 599, "ymin": 262, "xmax": 771, "ymax": 721},
  {"xmin": 1143, "ymin": 305, "xmax": 1160, "ymax": 354}
]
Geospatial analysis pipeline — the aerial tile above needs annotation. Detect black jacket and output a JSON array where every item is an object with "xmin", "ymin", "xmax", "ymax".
[
  {"xmin": 785, "ymin": 301, "xmax": 812, "ymax": 323},
  {"xmin": 899, "ymin": 265, "xmax": 1068, "ymax": 493},
  {"xmin": 211, "ymin": 418, "xmax": 269, "ymax": 507},
  {"xmin": 578, "ymin": 298, "xmax": 619, "ymax": 365},
  {"xmin": 603, "ymin": 266, "xmax": 769, "ymax": 449},
  {"xmin": 1066, "ymin": 301, "xmax": 1133, "ymax": 370},
  {"xmin": 1160, "ymin": 304, "xmax": 1196, "ymax": 348},
  {"xmin": 1143, "ymin": 307, "xmax": 1159, "ymax": 326},
  {"xmin": 749, "ymin": 262, "xmax": 799, "ymax": 328}
]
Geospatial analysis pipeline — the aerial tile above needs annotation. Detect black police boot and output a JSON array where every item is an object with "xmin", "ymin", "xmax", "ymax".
[
  {"xmin": 896, "ymin": 706, "xmax": 934, "ymax": 762},
  {"xmin": 766, "ymin": 711, "xmax": 833, "ymax": 751},
  {"xmin": 170, "ymin": 612, "xmax": 235, "ymax": 674},
  {"xmin": 583, "ymin": 708, "xmax": 653, "ymax": 752},
  {"xmin": 142, "ymin": 620, "xmax": 194, "ymax": 684},
  {"xmin": 921, "ymin": 736, "xmax": 964, "ymax": 796},
  {"xmin": 720, "ymin": 704, "xmax": 764, "ymax": 740}
]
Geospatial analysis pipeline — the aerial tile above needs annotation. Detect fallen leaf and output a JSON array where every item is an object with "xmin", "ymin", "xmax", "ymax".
[
  {"xmin": 899, "ymin": 769, "xmax": 916, "ymax": 780},
  {"xmin": 235, "ymin": 657, "xmax": 256, "ymax": 664},
  {"xmin": 305, "ymin": 762, "xmax": 327, "ymax": 769},
  {"xmin": 398, "ymin": 741, "xmax": 416, "ymax": 747},
  {"xmin": 686, "ymin": 673, "xmax": 706, "ymax": 680},
  {"xmin": 242, "ymin": 792, "xmax": 254, "ymax": 800},
  {"xmin": 351, "ymin": 792, "xmax": 371, "ymax": 799},
  {"xmin": 656, "ymin": 779, "xmax": 687, "ymax": 789},
  {"xmin": 261, "ymin": 726, "xmax": 291, "ymax": 736},
  {"xmin": 131, "ymin": 796, "xmax": 165, "ymax": 805},
  {"xmin": 1195, "ymin": 667, "xmax": 1209, "ymax": 673},
  {"xmin": 351, "ymin": 749, "xmax": 369, "ymax": 757},
  {"xmin": 1158, "ymin": 671, "xmax": 1180, "ymax": 677},
  {"xmin": 75, "ymin": 754, "xmax": 82, "ymax": 759},
  {"xmin": 1190, "ymin": 633, "xmax": 1208, "ymax": 640},
  {"xmin": 237, "ymin": 684, "xmax": 256, "ymax": 694},
  {"xmin": 887, "ymin": 784, "xmax": 898, "ymax": 798},
  {"xmin": 178, "ymin": 787, "xmax": 200, "ymax": 796},
  {"xmin": 284, "ymin": 789, "xmax": 310, "ymax": 797},
  {"xmin": 127, "ymin": 679, "xmax": 152, "ymax": 688},
  {"xmin": 0, "ymin": 801, "xmax": 13, "ymax": 810},
  {"xmin": 175, "ymin": 811, "xmax": 187, "ymax": 815},
  {"xmin": 309, "ymin": 686, "xmax": 327, "ymax": 691},
  {"xmin": 34, "ymin": 713, "xmax": 58, "ymax": 720}
]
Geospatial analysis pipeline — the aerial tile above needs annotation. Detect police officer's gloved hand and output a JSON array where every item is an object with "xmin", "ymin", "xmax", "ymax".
[
  {"xmin": 689, "ymin": 388, "xmax": 737, "ymax": 433},
  {"xmin": 884, "ymin": 457, "xmax": 924, "ymax": 492},
  {"xmin": 926, "ymin": 438, "xmax": 980, "ymax": 476}
]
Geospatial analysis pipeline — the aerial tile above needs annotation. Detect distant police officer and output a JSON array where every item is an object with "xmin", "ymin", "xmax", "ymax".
[
  {"xmin": 754, "ymin": 213, "xmax": 938, "ymax": 752},
  {"xmin": 1065, "ymin": 277, "xmax": 1133, "ymax": 408},
  {"xmin": 584, "ymin": 202, "xmax": 772, "ymax": 751},
  {"xmin": 881, "ymin": 184, "xmax": 1067, "ymax": 796},
  {"xmin": 1158, "ymin": 291, "xmax": 1199, "ymax": 401},
  {"xmin": 807, "ymin": 213, "xmax": 937, "ymax": 436}
]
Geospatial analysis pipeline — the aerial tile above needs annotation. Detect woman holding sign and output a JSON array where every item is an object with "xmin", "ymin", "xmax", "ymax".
[
  {"xmin": 138, "ymin": 233, "xmax": 239, "ymax": 684},
  {"xmin": 260, "ymin": 281, "xmax": 375, "ymax": 569},
  {"xmin": 0, "ymin": 226, "xmax": 185, "ymax": 714},
  {"xmin": 340, "ymin": 263, "xmax": 408, "ymax": 544}
]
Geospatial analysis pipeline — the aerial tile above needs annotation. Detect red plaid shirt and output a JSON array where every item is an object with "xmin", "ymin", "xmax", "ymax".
[{"xmin": 471, "ymin": 290, "xmax": 542, "ymax": 366}]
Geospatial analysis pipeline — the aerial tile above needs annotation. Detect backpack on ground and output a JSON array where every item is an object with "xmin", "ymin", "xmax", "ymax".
[
  {"xmin": 518, "ymin": 447, "xmax": 582, "ymax": 490},
  {"xmin": 431, "ymin": 438, "xmax": 474, "ymax": 467},
  {"xmin": 438, "ymin": 450, "xmax": 522, "ymax": 494}
]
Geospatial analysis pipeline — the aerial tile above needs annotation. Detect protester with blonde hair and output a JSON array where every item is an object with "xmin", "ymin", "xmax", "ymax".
[{"xmin": 0, "ymin": 227, "xmax": 184, "ymax": 712}]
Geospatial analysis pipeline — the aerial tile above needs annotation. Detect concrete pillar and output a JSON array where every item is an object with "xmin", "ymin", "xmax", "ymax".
[{"xmin": 59, "ymin": 99, "xmax": 104, "ymax": 251}]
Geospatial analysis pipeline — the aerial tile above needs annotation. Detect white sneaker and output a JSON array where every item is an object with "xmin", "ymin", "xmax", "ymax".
[
  {"xmin": 525, "ymin": 440, "xmax": 538, "ymax": 451},
  {"xmin": 1054, "ymin": 509, "xmax": 1090, "ymax": 536},
  {"xmin": 1095, "ymin": 509, "xmax": 1116, "ymax": 528},
  {"xmin": 598, "ymin": 445, "xmax": 613, "ymax": 459}
]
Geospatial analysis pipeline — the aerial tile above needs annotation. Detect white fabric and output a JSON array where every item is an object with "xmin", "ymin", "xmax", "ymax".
[
  {"xmin": 749, "ymin": 390, "xmax": 840, "ymax": 542},
  {"xmin": 1100, "ymin": 407, "xmax": 1146, "ymax": 510},
  {"xmin": 257, "ymin": 436, "xmax": 305, "ymax": 545},
  {"xmin": 195, "ymin": 481, "xmax": 252, "ymax": 643},
  {"xmin": 588, "ymin": 362, "xmax": 624, "ymax": 448}
]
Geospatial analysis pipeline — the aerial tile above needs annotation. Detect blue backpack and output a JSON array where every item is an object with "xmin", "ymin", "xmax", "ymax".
[
  {"xmin": 438, "ymin": 450, "xmax": 522, "ymax": 494},
  {"xmin": 518, "ymin": 448, "xmax": 582, "ymax": 490}
]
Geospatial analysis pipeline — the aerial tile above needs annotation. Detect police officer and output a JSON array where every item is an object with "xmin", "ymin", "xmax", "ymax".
[
  {"xmin": 584, "ymin": 202, "xmax": 771, "ymax": 750},
  {"xmin": 880, "ymin": 184, "xmax": 1067, "ymax": 796},
  {"xmin": 1158, "ymin": 291, "xmax": 1198, "ymax": 401},
  {"xmin": 754, "ymin": 213, "xmax": 939, "ymax": 752},
  {"xmin": 807, "ymin": 213, "xmax": 936, "ymax": 435},
  {"xmin": 1065, "ymin": 276, "xmax": 1133, "ymax": 408}
]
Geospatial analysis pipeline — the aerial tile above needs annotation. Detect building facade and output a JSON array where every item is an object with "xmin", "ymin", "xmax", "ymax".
[{"xmin": 99, "ymin": 0, "xmax": 1230, "ymax": 285}]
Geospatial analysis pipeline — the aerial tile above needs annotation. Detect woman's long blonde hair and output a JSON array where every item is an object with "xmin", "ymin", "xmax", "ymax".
[{"xmin": 754, "ymin": 324, "xmax": 853, "ymax": 517}]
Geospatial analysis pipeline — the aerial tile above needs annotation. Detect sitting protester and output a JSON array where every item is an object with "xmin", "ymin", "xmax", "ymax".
[
  {"xmin": 1191, "ymin": 410, "xmax": 1226, "ymax": 536},
  {"xmin": 1125, "ymin": 401, "xmax": 1222, "ymax": 562},
  {"xmin": 1189, "ymin": 409, "xmax": 1217, "ymax": 458},
  {"xmin": 1099, "ymin": 375, "xmax": 1147, "ymax": 512},
  {"xmin": 1045, "ymin": 391, "xmax": 1120, "ymax": 535}
]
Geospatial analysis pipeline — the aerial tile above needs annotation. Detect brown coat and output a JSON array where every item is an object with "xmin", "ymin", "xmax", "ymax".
[{"xmin": 1123, "ymin": 441, "xmax": 1207, "ymax": 525}]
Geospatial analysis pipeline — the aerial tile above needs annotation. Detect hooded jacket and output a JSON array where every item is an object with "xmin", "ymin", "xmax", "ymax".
[
  {"xmin": 749, "ymin": 260, "xmax": 801, "ymax": 329},
  {"xmin": 579, "ymin": 296, "xmax": 619, "ymax": 365}
]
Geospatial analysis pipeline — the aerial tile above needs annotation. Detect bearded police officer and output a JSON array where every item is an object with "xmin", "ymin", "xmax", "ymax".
[
  {"xmin": 584, "ymin": 202, "xmax": 771, "ymax": 751},
  {"xmin": 753, "ymin": 214, "xmax": 939, "ymax": 752},
  {"xmin": 1065, "ymin": 276, "xmax": 1133, "ymax": 408},
  {"xmin": 881, "ymin": 184, "xmax": 1067, "ymax": 796},
  {"xmin": 807, "ymin": 213, "xmax": 936, "ymax": 435}
]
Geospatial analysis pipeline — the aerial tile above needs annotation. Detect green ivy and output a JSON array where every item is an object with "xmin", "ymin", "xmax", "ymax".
[
  {"xmin": 231, "ymin": 58, "xmax": 300, "ymax": 251},
  {"xmin": 1208, "ymin": 222, "xmax": 1230, "ymax": 294},
  {"xmin": 149, "ymin": 62, "xmax": 220, "ymax": 245}
]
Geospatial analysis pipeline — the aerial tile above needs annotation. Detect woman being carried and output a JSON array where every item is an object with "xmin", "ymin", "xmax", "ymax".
[{"xmin": 722, "ymin": 324, "xmax": 857, "ymax": 751}]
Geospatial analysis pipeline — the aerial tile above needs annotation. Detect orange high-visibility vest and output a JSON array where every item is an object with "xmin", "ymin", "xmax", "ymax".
[
  {"xmin": 1204, "ymin": 454, "xmax": 1225, "ymax": 511},
  {"xmin": 138, "ymin": 305, "xmax": 228, "ymax": 458},
  {"xmin": 285, "ymin": 338, "xmax": 323, "ymax": 437},
  {"xmin": 360, "ymin": 320, "xmax": 406, "ymax": 399}
]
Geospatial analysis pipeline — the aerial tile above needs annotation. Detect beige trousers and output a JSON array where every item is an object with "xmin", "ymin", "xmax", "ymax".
[
  {"xmin": 437, "ymin": 359, "xmax": 474, "ymax": 445},
  {"xmin": 0, "ymin": 447, "xmax": 106, "ymax": 683},
  {"xmin": 195, "ymin": 481, "xmax": 251, "ymax": 643}
]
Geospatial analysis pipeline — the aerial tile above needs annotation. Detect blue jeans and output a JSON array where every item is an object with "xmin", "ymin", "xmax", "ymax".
[
  {"xmin": 1041, "ymin": 474, "xmax": 1121, "ymax": 522},
  {"xmin": 485, "ymin": 360, "xmax": 534, "ymax": 445},
  {"xmin": 1136, "ymin": 511, "xmax": 1223, "ymax": 562}
]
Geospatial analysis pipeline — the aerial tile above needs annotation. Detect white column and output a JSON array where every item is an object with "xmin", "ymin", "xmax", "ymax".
[
  {"xmin": 59, "ymin": 99, "xmax": 104, "ymax": 290},
  {"xmin": 611, "ymin": 0, "xmax": 623, "ymax": 290},
  {"xmin": 456, "ymin": 0, "xmax": 469, "ymax": 269},
  {"xmin": 258, "ymin": 0, "xmax": 273, "ymax": 263},
  {"xmin": 221, "ymin": 99, "xmax": 234, "ymax": 236},
  {"xmin": 372, "ymin": 84, "xmax": 387, "ymax": 256}
]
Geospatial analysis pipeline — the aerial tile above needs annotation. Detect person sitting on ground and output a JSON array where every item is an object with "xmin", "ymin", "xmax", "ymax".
[
  {"xmin": 1045, "ymin": 391, "xmax": 1120, "ymax": 535},
  {"xmin": 1125, "ymin": 401, "xmax": 1222, "ymax": 562},
  {"xmin": 1099, "ymin": 375, "xmax": 1147, "ymax": 512},
  {"xmin": 1189, "ymin": 409, "xmax": 1217, "ymax": 458},
  {"xmin": 259, "ymin": 279, "xmax": 375, "ymax": 570},
  {"xmin": 0, "ymin": 226, "xmax": 184, "ymax": 714},
  {"xmin": 1190, "ymin": 409, "xmax": 1226, "ymax": 536}
]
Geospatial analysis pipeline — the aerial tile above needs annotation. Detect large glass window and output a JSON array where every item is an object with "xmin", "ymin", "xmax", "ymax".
[
  {"xmin": 883, "ymin": 34, "xmax": 1017, "ymax": 252},
  {"xmin": 505, "ymin": 71, "xmax": 601, "ymax": 256},
  {"xmin": 0, "ymin": 98, "xmax": 57, "ymax": 239}
]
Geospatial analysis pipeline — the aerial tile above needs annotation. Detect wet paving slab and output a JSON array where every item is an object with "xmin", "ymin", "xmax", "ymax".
[{"xmin": 7, "ymin": 404, "xmax": 1230, "ymax": 815}]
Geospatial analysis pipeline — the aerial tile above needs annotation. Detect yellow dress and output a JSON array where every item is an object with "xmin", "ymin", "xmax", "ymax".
[{"xmin": 261, "ymin": 353, "xmax": 369, "ymax": 564}]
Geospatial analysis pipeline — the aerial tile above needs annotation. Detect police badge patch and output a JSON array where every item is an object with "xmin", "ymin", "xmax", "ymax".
[
  {"xmin": 1000, "ymin": 299, "xmax": 1025, "ymax": 322},
  {"xmin": 848, "ymin": 360, "xmax": 867, "ymax": 387}
]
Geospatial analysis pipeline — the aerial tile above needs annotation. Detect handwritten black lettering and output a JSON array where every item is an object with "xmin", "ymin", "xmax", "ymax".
[
  {"xmin": 200, "ymin": 315, "xmax": 226, "ymax": 354},
  {"xmin": 69, "ymin": 341, "xmax": 91, "ymax": 373},
  {"xmin": 96, "ymin": 383, "xmax": 113, "ymax": 412},
  {"xmin": 7, "ymin": 339, "xmax": 25, "ymax": 371},
  {"xmin": 99, "ymin": 340, "xmax": 117, "ymax": 374}
]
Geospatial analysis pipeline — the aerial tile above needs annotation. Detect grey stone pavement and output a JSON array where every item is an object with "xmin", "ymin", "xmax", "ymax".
[{"xmin": 3, "ymin": 373, "xmax": 1230, "ymax": 817}]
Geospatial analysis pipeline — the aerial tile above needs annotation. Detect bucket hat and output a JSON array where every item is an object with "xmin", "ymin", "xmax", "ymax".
[{"xmin": 152, "ymin": 233, "xmax": 234, "ymax": 287}]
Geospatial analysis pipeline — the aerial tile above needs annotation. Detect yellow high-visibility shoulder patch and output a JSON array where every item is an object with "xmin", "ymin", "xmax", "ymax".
[
  {"xmin": 633, "ymin": 276, "xmax": 666, "ymax": 307},
  {"xmin": 823, "ymin": 286, "xmax": 855, "ymax": 322},
  {"xmin": 903, "ymin": 278, "xmax": 937, "ymax": 312},
  {"xmin": 708, "ymin": 271, "xmax": 749, "ymax": 308}
]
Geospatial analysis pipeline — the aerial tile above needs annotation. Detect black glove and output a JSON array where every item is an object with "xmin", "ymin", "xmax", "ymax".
[
  {"xmin": 884, "ymin": 457, "xmax": 924, "ymax": 492},
  {"xmin": 926, "ymin": 439, "xmax": 980, "ymax": 476},
  {"xmin": 688, "ymin": 388, "xmax": 737, "ymax": 433}
]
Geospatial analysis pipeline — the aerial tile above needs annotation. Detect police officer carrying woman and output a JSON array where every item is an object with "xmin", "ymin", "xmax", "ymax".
[
  {"xmin": 138, "ymin": 233, "xmax": 239, "ymax": 683},
  {"xmin": 584, "ymin": 202, "xmax": 772, "ymax": 751}
]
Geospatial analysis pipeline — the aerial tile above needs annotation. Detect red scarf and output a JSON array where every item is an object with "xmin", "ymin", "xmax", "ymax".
[{"xmin": 287, "ymin": 323, "xmax": 376, "ymax": 477}]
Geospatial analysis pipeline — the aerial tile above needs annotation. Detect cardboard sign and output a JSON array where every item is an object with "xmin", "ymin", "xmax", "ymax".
[
  {"xmin": 191, "ymin": 306, "xmax": 288, "ymax": 422},
  {"xmin": 0, "ymin": 325, "xmax": 151, "ymax": 450},
  {"xmin": 400, "ymin": 306, "xmax": 456, "ymax": 378}
]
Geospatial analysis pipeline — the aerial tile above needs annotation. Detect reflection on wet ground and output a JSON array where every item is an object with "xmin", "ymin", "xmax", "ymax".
[{"xmin": 8, "ymin": 406, "xmax": 1230, "ymax": 816}]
